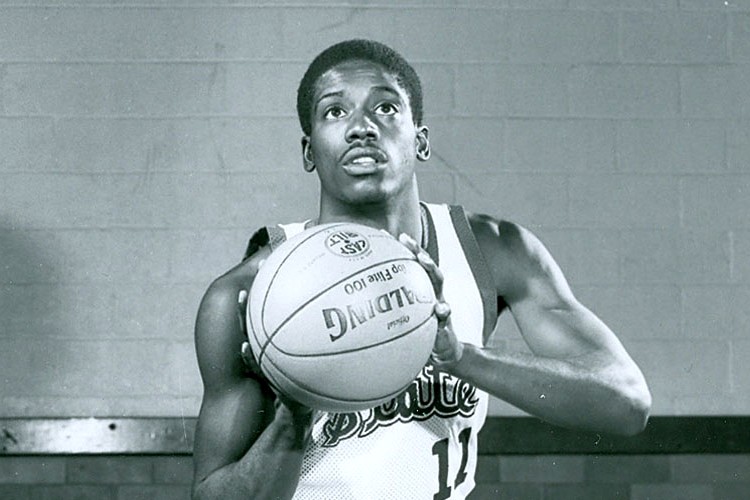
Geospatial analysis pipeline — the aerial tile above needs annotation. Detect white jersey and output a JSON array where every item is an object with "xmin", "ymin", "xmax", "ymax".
[{"xmin": 248, "ymin": 203, "xmax": 499, "ymax": 500}]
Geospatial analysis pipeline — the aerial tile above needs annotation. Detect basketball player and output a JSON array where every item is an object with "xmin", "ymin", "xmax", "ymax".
[{"xmin": 192, "ymin": 39, "xmax": 651, "ymax": 500}]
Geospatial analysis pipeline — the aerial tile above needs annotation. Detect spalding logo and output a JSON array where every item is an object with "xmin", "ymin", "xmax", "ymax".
[{"xmin": 325, "ymin": 230, "xmax": 370, "ymax": 257}]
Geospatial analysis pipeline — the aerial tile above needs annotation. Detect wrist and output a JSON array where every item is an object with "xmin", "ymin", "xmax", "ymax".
[
  {"xmin": 430, "ymin": 341, "xmax": 466, "ymax": 371},
  {"xmin": 276, "ymin": 401, "xmax": 314, "ymax": 423},
  {"xmin": 273, "ymin": 405, "xmax": 316, "ymax": 446}
]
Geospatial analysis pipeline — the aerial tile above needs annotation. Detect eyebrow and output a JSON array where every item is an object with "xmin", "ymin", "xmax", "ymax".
[
  {"xmin": 371, "ymin": 85, "xmax": 401, "ymax": 98},
  {"xmin": 314, "ymin": 85, "xmax": 402, "ymax": 110},
  {"xmin": 315, "ymin": 90, "xmax": 344, "ymax": 108}
]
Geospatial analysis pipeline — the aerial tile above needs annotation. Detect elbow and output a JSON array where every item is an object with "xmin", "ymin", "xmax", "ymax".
[
  {"xmin": 633, "ymin": 382, "xmax": 653, "ymax": 434},
  {"xmin": 621, "ymin": 388, "xmax": 651, "ymax": 436},
  {"xmin": 192, "ymin": 475, "xmax": 218, "ymax": 500},
  {"xmin": 191, "ymin": 479, "xmax": 208, "ymax": 500},
  {"xmin": 615, "ymin": 374, "xmax": 652, "ymax": 437}
]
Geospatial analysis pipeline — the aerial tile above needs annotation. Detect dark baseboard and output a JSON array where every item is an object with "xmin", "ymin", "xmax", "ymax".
[
  {"xmin": 1, "ymin": 416, "xmax": 748, "ymax": 455},
  {"xmin": 478, "ymin": 416, "xmax": 750, "ymax": 455}
]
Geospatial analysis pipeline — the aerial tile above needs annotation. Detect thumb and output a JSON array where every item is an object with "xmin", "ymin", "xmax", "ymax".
[{"xmin": 434, "ymin": 301, "xmax": 451, "ymax": 328}]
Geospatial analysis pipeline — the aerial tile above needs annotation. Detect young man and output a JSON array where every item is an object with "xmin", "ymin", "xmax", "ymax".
[{"xmin": 192, "ymin": 39, "xmax": 651, "ymax": 500}]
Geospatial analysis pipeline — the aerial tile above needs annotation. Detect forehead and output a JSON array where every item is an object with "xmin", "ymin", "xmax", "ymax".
[{"xmin": 312, "ymin": 59, "xmax": 408, "ymax": 102}]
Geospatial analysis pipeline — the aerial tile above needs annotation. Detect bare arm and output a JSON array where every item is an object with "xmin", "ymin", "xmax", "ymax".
[
  {"xmin": 405, "ymin": 217, "xmax": 651, "ymax": 436},
  {"xmin": 191, "ymin": 259, "xmax": 315, "ymax": 500}
]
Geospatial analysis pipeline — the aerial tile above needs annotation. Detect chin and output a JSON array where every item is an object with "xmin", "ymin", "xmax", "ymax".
[
  {"xmin": 342, "ymin": 190, "xmax": 390, "ymax": 206},
  {"xmin": 327, "ymin": 175, "xmax": 413, "ymax": 208},
  {"xmin": 337, "ymin": 179, "xmax": 390, "ymax": 202}
]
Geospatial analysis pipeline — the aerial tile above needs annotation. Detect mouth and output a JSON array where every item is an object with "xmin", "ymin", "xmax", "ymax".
[{"xmin": 341, "ymin": 147, "xmax": 388, "ymax": 175}]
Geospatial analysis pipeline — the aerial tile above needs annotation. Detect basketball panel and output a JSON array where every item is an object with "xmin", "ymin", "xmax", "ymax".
[
  {"xmin": 263, "ymin": 356, "xmax": 405, "ymax": 413},
  {"xmin": 270, "ymin": 259, "xmax": 436, "ymax": 356},
  {"xmin": 262, "ymin": 315, "xmax": 436, "ymax": 404},
  {"xmin": 250, "ymin": 223, "xmax": 417, "ymax": 342}
]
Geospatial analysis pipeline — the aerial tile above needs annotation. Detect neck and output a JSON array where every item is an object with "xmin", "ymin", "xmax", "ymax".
[{"xmin": 316, "ymin": 184, "xmax": 422, "ymax": 244}]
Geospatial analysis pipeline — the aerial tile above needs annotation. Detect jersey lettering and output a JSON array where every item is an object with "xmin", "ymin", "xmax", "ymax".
[{"xmin": 321, "ymin": 364, "xmax": 479, "ymax": 447}]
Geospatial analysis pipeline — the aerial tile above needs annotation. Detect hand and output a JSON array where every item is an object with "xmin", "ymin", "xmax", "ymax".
[
  {"xmin": 238, "ymin": 290, "xmax": 316, "ymax": 418},
  {"xmin": 237, "ymin": 290, "xmax": 264, "ymax": 378},
  {"xmin": 399, "ymin": 233, "xmax": 464, "ymax": 368}
]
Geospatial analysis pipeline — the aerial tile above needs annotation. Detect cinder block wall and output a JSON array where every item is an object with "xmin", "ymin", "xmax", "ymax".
[{"xmin": 1, "ymin": 1, "xmax": 749, "ymax": 419}]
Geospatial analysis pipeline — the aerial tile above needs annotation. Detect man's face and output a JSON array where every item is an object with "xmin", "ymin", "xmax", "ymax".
[{"xmin": 303, "ymin": 59, "xmax": 428, "ymax": 207}]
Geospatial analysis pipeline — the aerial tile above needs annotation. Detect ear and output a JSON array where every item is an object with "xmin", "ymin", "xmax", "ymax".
[
  {"xmin": 301, "ymin": 136, "xmax": 315, "ymax": 172},
  {"xmin": 415, "ymin": 126, "xmax": 430, "ymax": 162}
]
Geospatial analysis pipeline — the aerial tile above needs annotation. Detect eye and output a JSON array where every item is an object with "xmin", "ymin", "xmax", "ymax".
[
  {"xmin": 323, "ymin": 106, "xmax": 347, "ymax": 120},
  {"xmin": 375, "ymin": 102, "xmax": 399, "ymax": 116}
]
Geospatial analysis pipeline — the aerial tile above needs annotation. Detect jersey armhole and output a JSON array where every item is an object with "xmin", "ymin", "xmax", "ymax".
[
  {"xmin": 447, "ymin": 205, "xmax": 500, "ymax": 344},
  {"xmin": 242, "ymin": 226, "xmax": 287, "ymax": 261}
]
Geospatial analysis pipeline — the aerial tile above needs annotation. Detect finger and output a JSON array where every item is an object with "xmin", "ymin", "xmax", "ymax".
[
  {"xmin": 237, "ymin": 290, "xmax": 249, "ymax": 338},
  {"xmin": 240, "ymin": 341, "xmax": 264, "ymax": 378},
  {"xmin": 399, "ymin": 233, "xmax": 445, "ymax": 299},
  {"xmin": 418, "ymin": 252, "xmax": 444, "ymax": 296},
  {"xmin": 240, "ymin": 341, "xmax": 256, "ymax": 367},
  {"xmin": 241, "ymin": 341, "xmax": 252, "ymax": 362},
  {"xmin": 398, "ymin": 233, "xmax": 420, "ymax": 255},
  {"xmin": 434, "ymin": 302, "xmax": 451, "ymax": 328}
]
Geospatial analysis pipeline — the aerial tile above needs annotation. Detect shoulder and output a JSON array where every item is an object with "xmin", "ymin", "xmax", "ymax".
[
  {"xmin": 466, "ymin": 211, "xmax": 562, "ymax": 302},
  {"xmin": 195, "ymin": 248, "xmax": 272, "ymax": 386},
  {"xmin": 466, "ymin": 211, "xmax": 544, "ymax": 265},
  {"xmin": 200, "ymin": 247, "xmax": 271, "ymax": 321}
]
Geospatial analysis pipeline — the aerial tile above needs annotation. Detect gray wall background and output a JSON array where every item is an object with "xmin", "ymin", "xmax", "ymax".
[{"xmin": 1, "ymin": 0, "xmax": 748, "ymax": 418}]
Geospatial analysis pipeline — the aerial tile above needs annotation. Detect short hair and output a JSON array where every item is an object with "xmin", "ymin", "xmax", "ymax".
[{"xmin": 296, "ymin": 39, "xmax": 423, "ymax": 136}]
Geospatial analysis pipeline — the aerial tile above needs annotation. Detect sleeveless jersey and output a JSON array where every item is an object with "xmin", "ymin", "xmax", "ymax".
[{"xmin": 245, "ymin": 203, "xmax": 499, "ymax": 500}]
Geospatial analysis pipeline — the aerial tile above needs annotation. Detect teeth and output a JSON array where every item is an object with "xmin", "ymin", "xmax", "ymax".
[{"xmin": 352, "ymin": 157, "xmax": 376, "ymax": 165}]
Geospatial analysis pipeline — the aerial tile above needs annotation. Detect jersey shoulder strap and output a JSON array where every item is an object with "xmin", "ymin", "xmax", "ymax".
[
  {"xmin": 242, "ymin": 221, "xmax": 311, "ymax": 261},
  {"xmin": 442, "ymin": 204, "xmax": 500, "ymax": 343},
  {"xmin": 242, "ymin": 225, "xmax": 287, "ymax": 261},
  {"xmin": 242, "ymin": 208, "xmax": 500, "ymax": 341}
]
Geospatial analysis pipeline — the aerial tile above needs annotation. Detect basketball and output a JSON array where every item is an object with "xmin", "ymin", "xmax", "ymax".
[{"xmin": 246, "ymin": 222, "xmax": 438, "ymax": 413}]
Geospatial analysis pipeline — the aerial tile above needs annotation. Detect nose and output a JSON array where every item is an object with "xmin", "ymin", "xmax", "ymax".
[{"xmin": 345, "ymin": 111, "xmax": 379, "ymax": 143}]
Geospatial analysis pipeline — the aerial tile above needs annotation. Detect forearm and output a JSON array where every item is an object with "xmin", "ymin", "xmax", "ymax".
[
  {"xmin": 193, "ymin": 407, "xmax": 314, "ymax": 500},
  {"xmin": 449, "ymin": 344, "xmax": 650, "ymax": 436}
]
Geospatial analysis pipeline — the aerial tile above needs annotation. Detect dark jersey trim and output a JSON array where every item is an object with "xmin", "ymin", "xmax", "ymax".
[
  {"xmin": 245, "ymin": 208, "xmax": 501, "ymax": 342},
  {"xmin": 447, "ymin": 205, "xmax": 500, "ymax": 345},
  {"xmin": 420, "ymin": 201, "xmax": 440, "ymax": 266},
  {"xmin": 243, "ymin": 226, "xmax": 287, "ymax": 261}
]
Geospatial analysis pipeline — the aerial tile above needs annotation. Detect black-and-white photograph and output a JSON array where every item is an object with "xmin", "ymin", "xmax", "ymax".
[{"xmin": 1, "ymin": 1, "xmax": 748, "ymax": 499}]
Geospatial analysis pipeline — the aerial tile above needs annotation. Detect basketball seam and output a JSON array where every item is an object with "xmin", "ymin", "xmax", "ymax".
[
  {"xmin": 261, "ymin": 345, "xmax": 417, "ymax": 405},
  {"xmin": 255, "ymin": 222, "xmax": 351, "ymax": 365},
  {"xmin": 258, "ymin": 256, "xmax": 419, "ymax": 363}
]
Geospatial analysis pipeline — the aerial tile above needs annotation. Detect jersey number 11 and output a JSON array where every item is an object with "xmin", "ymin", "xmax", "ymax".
[{"xmin": 432, "ymin": 427, "xmax": 472, "ymax": 500}]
